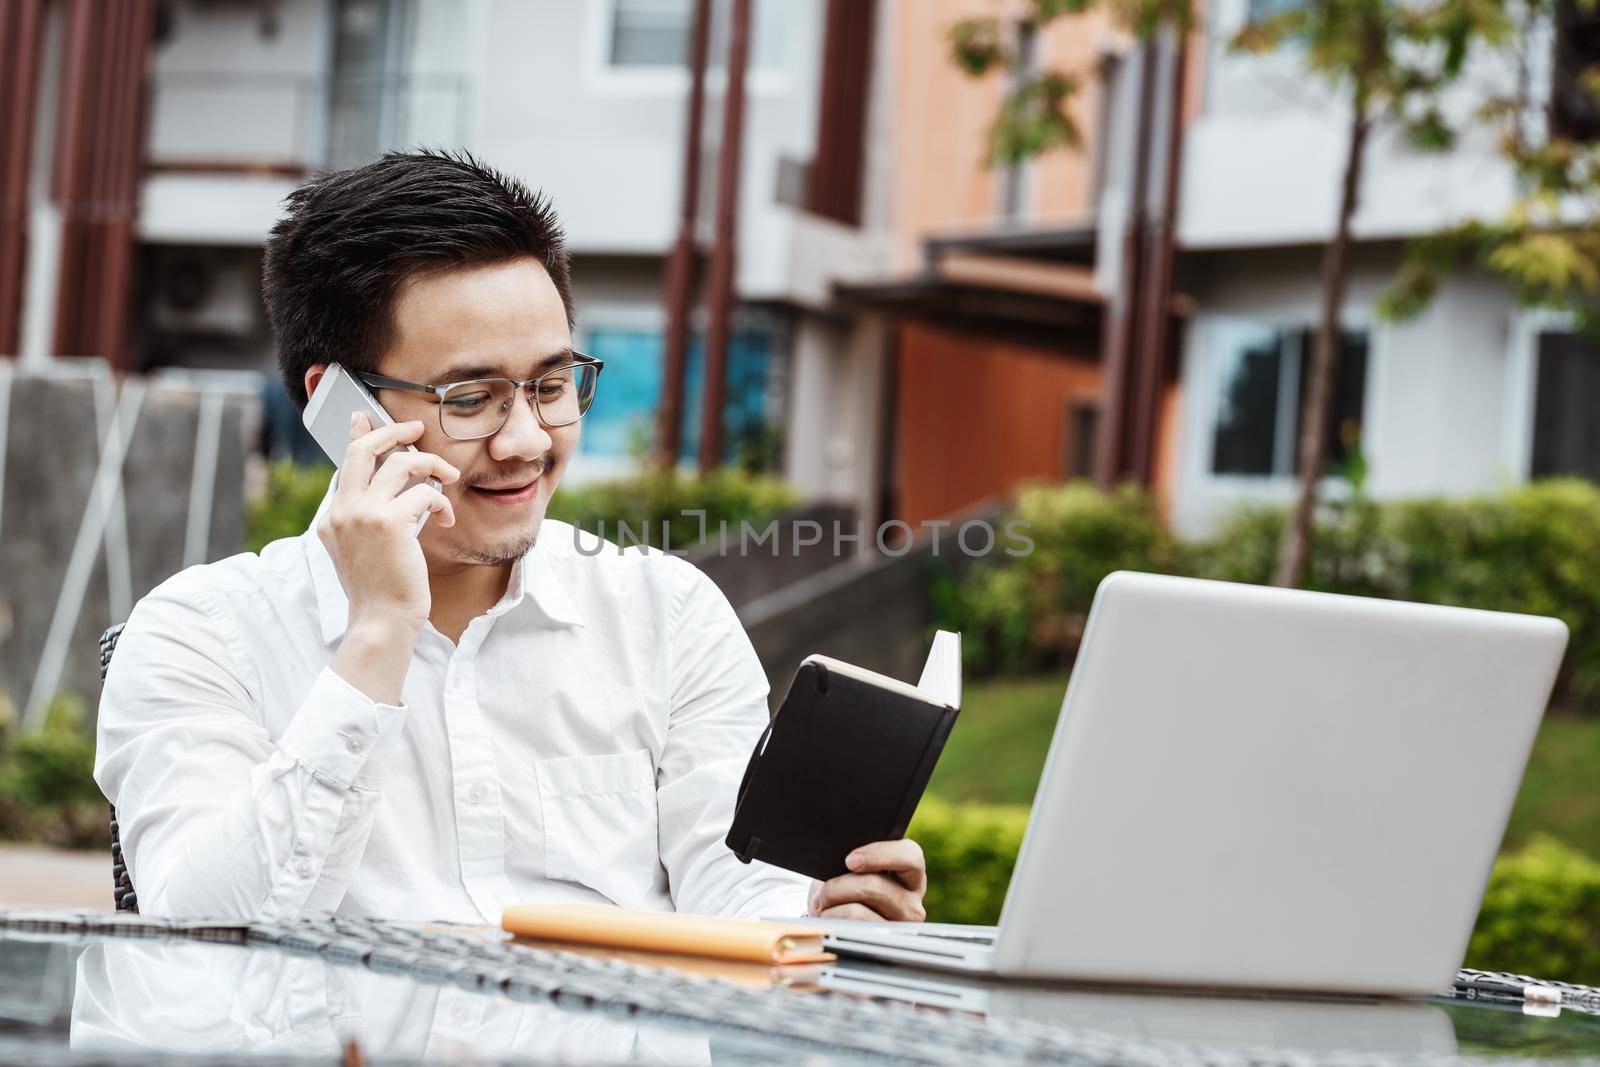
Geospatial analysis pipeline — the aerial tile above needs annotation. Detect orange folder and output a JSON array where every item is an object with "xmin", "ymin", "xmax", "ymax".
[{"xmin": 500, "ymin": 904, "xmax": 834, "ymax": 965}]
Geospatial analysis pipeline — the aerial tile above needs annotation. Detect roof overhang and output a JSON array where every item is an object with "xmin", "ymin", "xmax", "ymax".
[
  {"xmin": 923, "ymin": 224, "xmax": 1099, "ymax": 269},
  {"xmin": 834, "ymin": 224, "xmax": 1106, "ymax": 353},
  {"xmin": 836, "ymin": 272, "xmax": 1104, "ymax": 351}
]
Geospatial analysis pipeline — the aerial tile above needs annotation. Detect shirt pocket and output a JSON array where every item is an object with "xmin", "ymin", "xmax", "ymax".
[{"xmin": 536, "ymin": 748, "xmax": 661, "ymax": 907}]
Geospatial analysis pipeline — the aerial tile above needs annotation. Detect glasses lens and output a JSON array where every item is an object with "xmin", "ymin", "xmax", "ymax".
[
  {"xmin": 441, "ymin": 379, "xmax": 517, "ymax": 439},
  {"xmin": 534, "ymin": 363, "xmax": 598, "ymax": 427}
]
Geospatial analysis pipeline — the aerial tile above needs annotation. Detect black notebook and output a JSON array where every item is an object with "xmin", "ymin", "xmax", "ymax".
[{"xmin": 726, "ymin": 632, "xmax": 961, "ymax": 882}]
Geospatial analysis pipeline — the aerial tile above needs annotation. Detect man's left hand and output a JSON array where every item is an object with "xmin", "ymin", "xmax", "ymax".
[{"xmin": 807, "ymin": 839, "xmax": 927, "ymax": 921}]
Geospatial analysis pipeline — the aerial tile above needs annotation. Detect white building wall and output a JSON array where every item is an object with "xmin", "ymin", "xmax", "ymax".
[
  {"xmin": 473, "ymin": 0, "xmax": 827, "ymax": 298},
  {"xmin": 146, "ymin": 0, "xmax": 332, "ymax": 165},
  {"xmin": 141, "ymin": 0, "xmax": 333, "ymax": 244},
  {"xmin": 1172, "ymin": 248, "xmax": 1522, "ymax": 535},
  {"xmin": 783, "ymin": 313, "xmax": 889, "ymax": 517},
  {"xmin": 1181, "ymin": 0, "xmax": 1535, "ymax": 249},
  {"xmin": 1168, "ymin": 0, "xmax": 1560, "ymax": 531}
]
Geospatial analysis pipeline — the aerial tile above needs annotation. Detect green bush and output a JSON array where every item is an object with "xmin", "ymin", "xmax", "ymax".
[
  {"xmin": 938, "ymin": 482, "xmax": 1177, "ymax": 674},
  {"xmin": 244, "ymin": 462, "xmax": 799, "ymax": 555},
  {"xmin": 912, "ymin": 805, "xmax": 1600, "ymax": 984},
  {"xmin": 1192, "ymin": 481, "xmax": 1600, "ymax": 706},
  {"xmin": 545, "ymin": 467, "xmax": 798, "ymax": 550},
  {"xmin": 949, "ymin": 479, "xmax": 1600, "ymax": 710},
  {"xmin": 246, "ymin": 460, "xmax": 334, "ymax": 552},
  {"xmin": 1467, "ymin": 835, "xmax": 1600, "ymax": 984},
  {"xmin": 910, "ymin": 797, "xmax": 1028, "ymax": 925},
  {"xmin": 0, "ymin": 692, "xmax": 107, "ymax": 849}
]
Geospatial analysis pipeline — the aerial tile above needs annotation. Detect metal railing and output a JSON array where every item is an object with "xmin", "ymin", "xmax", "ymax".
[{"xmin": 145, "ymin": 71, "xmax": 472, "ymax": 175}]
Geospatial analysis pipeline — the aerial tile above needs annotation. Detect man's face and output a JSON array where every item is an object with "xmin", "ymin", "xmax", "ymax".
[{"xmin": 368, "ymin": 256, "xmax": 578, "ymax": 569}]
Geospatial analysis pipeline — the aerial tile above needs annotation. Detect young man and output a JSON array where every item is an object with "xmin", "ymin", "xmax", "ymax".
[{"xmin": 96, "ymin": 151, "xmax": 928, "ymax": 924}]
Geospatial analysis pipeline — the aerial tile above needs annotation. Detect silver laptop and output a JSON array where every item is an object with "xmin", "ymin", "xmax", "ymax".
[{"xmin": 796, "ymin": 572, "xmax": 1568, "ymax": 997}]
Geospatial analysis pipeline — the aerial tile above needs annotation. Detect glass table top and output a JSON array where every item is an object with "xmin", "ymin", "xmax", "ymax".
[{"xmin": 2, "ymin": 913, "xmax": 1598, "ymax": 1067}]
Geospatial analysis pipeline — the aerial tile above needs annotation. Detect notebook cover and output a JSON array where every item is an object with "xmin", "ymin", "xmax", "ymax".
[
  {"xmin": 500, "ymin": 904, "xmax": 833, "ymax": 964},
  {"xmin": 725, "ymin": 660, "xmax": 958, "ymax": 882}
]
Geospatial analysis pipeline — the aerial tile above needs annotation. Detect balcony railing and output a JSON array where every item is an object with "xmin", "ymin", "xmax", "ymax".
[{"xmin": 145, "ymin": 71, "xmax": 472, "ymax": 176}]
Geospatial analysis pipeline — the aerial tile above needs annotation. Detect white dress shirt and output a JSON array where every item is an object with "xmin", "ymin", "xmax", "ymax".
[{"xmin": 95, "ymin": 479, "xmax": 810, "ymax": 923}]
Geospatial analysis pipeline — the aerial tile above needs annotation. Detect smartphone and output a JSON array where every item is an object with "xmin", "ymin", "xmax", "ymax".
[{"xmin": 302, "ymin": 363, "xmax": 440, "ymax": 534}]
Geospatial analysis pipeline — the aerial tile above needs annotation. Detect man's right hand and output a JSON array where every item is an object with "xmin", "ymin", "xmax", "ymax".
[{"xmin": 321, "ymin": 412, "xmax": 458, "ymax": 704}]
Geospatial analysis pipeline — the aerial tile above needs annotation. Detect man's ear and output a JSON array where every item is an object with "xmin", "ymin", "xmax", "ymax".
[{"xmin": 303, "ymin": 364, "xmax": 329, "ymax": 403}]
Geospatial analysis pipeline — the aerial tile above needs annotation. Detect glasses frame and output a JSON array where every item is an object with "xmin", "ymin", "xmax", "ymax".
[{"xmin": 357, "ymin": 355, "xmax": 604, "ymax": 441}]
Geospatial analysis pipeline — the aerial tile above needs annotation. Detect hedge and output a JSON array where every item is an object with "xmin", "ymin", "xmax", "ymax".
[
  {"xmin": 910, "ymin": 800, "xmax": 1600, "ymax": 985},
  {"xmin": 244, "ymin": 461, "xmax": 798, "ymax": 555},
  {"xmin": 0, "ymin": 693, "xmax": 106, "ymax": 849},
  {"xmin": 544, "ymin": 467, "xmax": 797, "ymax": 550},
  {"xmin": 939, "ymin": 479, "xmax": 1600, "ymax": 710}
]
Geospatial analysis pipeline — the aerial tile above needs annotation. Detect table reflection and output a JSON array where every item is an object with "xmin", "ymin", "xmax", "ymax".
[
  {"xmin": 71, "ymin": 940, "xmax": 712, "ymax": 1064},
  {"xmin": 822, "ymin": 960, "xmax": 1460, "ymax": 1057}
]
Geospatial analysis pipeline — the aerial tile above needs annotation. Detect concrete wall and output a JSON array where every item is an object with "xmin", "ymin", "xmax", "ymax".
[
  {"xmin": 0, "ymin": 370, "xmax": 252, "ymax": 719},
  {"xmin": 741, "ymin": 544, "xmax": 939, "ymax": 708},
  {"xmin": 1171, "ymin": 245, "xmax": 1524, "ymax": 534}
]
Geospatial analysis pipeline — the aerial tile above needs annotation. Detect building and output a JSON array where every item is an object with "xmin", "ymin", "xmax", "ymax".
[
  {"xmin": 789, "ymin": 0, "xmax": 1189, "ymax": 529},
  {"xmin": 2, "ymin": 0, "xmax": 894, "ymax": 483},
  {"xmin": 1169, "ymin": 0, "xmax": 1600, "ymax": 533},
  {"xmin": 7, "ymin": 0, "xmax": 1585, "ymax": 545}
]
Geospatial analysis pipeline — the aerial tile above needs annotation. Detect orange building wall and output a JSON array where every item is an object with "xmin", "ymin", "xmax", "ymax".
[
  {"xmin": 891, "ymin": 0, "xmax": 1118, "ymax": 269},
  {"xmin": 894, "ymin": 320, "xmax": 1103, "ymax": 526}
]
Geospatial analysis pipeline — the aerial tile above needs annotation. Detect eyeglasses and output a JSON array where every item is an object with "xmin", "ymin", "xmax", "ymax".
[{"xmin": 357, "ymin": 356, "xmax": 603, "ymax": 441}]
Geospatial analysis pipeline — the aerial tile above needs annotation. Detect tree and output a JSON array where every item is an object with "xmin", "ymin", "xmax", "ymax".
[
  {"xmin": 950, "ymin": 0, "xmax": 1192, "ymax": 167},
  {"xmin": 1234, "ymin": 0, "xmax": 1510, "ymax": 587},
  {"xmin": 1381, "ymin": 0, "xmax": 1600, "ymax": 337},
  {"xmin": 952, "ymin": 0, "xmax": 1508, "ymax": 589}
]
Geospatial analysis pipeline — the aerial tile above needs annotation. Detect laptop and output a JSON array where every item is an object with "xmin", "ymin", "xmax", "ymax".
[{"xmin": 794, "ymin": 571, "xmax": 1568, "ymax": 997}]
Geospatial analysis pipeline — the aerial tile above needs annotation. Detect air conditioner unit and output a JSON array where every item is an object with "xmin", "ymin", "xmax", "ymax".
[{"xmin": 151, "ymin": 249, "xmax": 260, "ymax": 339}]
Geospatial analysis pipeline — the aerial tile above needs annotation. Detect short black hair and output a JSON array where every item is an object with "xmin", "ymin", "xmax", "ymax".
[{"xmin": 263, "ymin": 149, "xmax": 574, "ymax": 408}]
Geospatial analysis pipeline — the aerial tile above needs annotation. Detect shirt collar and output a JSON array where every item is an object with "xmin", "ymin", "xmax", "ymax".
[{"xmin": 304, "ymin": 474, "xmax": 586, "ymax": 645}]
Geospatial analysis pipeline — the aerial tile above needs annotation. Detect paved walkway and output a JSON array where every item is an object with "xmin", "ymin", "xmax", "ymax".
[{"xmin": 0, "ymin": 843, "xmax": 112, "ymax": 909}]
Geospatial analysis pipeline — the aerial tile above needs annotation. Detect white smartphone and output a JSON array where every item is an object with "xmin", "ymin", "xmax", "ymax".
[{"xmin": 302, "ymin": 363, "xmax": 440, "ymax": 534}]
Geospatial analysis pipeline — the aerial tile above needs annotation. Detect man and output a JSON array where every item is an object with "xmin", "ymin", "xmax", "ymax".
[{"xmin": 96, "ymin": 151, "xmax": 928, "ymax": 924}]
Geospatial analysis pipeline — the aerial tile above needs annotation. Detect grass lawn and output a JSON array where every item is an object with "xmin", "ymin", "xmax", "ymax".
[{"xmin": 928, "ymin": 673, "xmax": 1600, "ymax": 858}]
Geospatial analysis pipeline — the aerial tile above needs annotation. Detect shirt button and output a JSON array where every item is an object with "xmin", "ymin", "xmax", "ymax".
[
  {"xmin": 449, "ymin": 1002, "xmax": 471, "ymax": 1025},
  {"xmin": 296, "ymin": 859, "xmax": 313, "ymax": 878},
  {"xmin": 467, "ymin": 783, "xmax": 487, "ymax": 804},
  {"xmin": 345, "ymin": 735, "xmax": 365, "ymax": 754}
]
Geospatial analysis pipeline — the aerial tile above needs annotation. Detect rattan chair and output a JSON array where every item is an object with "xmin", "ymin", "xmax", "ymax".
[{"xmin": 98, "ymin": 623, "xmax": 137, "ymax": 913}]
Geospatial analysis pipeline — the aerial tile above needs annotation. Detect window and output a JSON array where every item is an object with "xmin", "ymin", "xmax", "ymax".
[
  {"xmin": 1065, "ymin": 399, "xmax": 1099, "ymax": 480},
  {"xmin": 610, "ymin": 0, "xmax": 690, "ymax": 67},
  {"xmin": 1552, "ymin": 0, "xmax": 1600, "ymax": 141},
  {"xmin": 1210, "ymin": 323, "xmax": 1368, "ymax": 478},
  {"xmin": 579, "ymin": 323, "xmax": 780, "ymax": 467},
  {"xmin": 607, "ymin": 0, "xmax": 783, "ymax": 71},
  {"xmin": 1245, "ymin": 0, "xmax": 1303, "ymax": 23},
  {"xmin": 1532, "ymin": 331, "xmax": 1600, "ymax": 479}
]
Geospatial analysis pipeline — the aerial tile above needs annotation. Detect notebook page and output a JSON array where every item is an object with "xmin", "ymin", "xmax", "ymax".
[
  {"xmin": 807, "ymin": 656, "xmax": 940, "ymax": 704},
  {"xmin": 915, "ymin": 630, "xmax": 961, "ymax": 709}
]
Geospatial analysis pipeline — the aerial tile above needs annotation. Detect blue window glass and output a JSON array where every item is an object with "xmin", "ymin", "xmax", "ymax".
[
  {"xmin": 581, "ymin": 328, "xmax": 665, "ymax": 459},
  {"xmin": 580, "ymin": 326, "xmax": 776, "ymax": 467}
]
